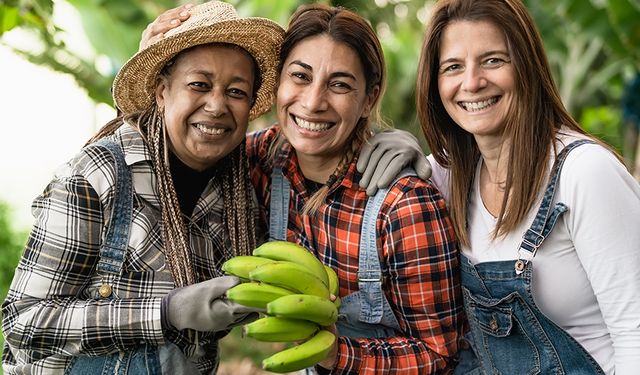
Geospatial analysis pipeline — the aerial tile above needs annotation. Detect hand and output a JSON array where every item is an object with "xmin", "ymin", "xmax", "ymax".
[
  {"xmin": 140, "ymin": 3, "xmax": 193, "ymax": 50},
  {"xmin": 317, "ymin": 325, "xmax": 338, "ymax": 370},
  {"xmin": 165, "ymin": 275, "xmax": 261, "ymax": 332},
  {"xmin": 357, "ymin": 129, "xmax": 432, "ymax": 196}
]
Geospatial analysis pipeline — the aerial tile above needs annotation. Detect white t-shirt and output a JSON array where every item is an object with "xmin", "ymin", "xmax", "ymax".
[{"xmin": 428, "ymin": 132, "xmax": 640, "ymax": 374}]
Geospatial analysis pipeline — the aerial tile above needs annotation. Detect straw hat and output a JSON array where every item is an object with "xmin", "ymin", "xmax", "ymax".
[{"xmin": 112, "ymin": 1, "xmax": 284, "ymax": 120}]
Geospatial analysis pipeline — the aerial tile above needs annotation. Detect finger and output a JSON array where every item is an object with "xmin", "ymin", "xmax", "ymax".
[
  {"xmin": 414, "ymin": 155, "xmax": 432, "ymax": 180},
  {"xmin": 139, "ymin": 4, "xmax": 193, "ymax": 50},
  {"xmin": 215, "ymin": 275, "xmax": 241, "ymax": 291},
  {"xmin": 357, "ymin": 141, "xmax": 375, "ymax": 173},
  {"xmin": 376, "ymin": 156, "xmax": 407, "ymax": 189},
  {"xmin": 360, "ymin": 146, "xmax": 388, "ymax": 188}
]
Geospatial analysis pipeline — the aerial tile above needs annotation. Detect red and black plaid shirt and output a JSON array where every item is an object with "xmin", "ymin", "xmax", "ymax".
[{"xmin": 247, "ymin": 126, "xmax": 464, "ymax": 374}]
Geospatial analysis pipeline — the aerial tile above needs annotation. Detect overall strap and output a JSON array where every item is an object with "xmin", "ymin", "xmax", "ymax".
[
  {"xmin": 94, "ymin": 139, "xmax": 134, "ymax": 277},
  {"xmin": 269, "ymin": 167, "xmax": 290, "ymax": 241},
  {"xmin": 358, "ymin": 168, "xmax": 416, "ymax": 323},
  {"xmin": 515, "ymin": 139, "xmax": 595, "ymax": 274}
]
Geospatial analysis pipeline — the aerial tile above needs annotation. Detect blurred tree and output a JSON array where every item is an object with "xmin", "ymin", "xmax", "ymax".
[{"xmin": 1, "ymin": 0, "xmax": 638, "ymax": 150}]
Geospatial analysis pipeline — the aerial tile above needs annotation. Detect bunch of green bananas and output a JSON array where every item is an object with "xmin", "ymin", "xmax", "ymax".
[{"xmin": 222, "ymin": 240, "xmax": 341, "ymax": 373}]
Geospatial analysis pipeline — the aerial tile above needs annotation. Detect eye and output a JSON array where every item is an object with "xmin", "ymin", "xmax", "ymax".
[
  {"xmin": 440, "ymin": 63, "xmax": 463, "ymax": 75},
  {"xmin": 483, "ymin": 56, "xmax": 510, "ymax": 68},
  {"xmin": 329, "ymin": 80, "xmax": 353, "ymax": 94},
  {"xmin": 189, "ymin": 81, "xmax": 210, "ymax": 91},
  {"xmin": 289, "ymin": 71, "xmax": 310, "ymax": 84},
  {"xmin": 227, "ymin": 87, "xmax": 250, "ymax": 100}
]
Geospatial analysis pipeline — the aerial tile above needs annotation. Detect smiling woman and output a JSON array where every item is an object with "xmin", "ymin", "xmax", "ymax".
[{"xmin": 1, "ymin": 2, "xmax": 285, "ymax": 374}]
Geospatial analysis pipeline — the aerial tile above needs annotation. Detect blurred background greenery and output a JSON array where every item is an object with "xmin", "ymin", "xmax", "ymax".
[{"xmin": 1, "ymin": 0, "xmax": 639, "ymax": 373}]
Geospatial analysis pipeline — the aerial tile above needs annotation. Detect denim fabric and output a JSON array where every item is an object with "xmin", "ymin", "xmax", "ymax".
[
  {"xmin": 269, "ymin": 169, "xmax": 404, "ymax": 339},
  {"xmin": 459, "ymin": 140, "xmax": 604, "ymax": 375},
  {"xmin": 66, "ymin": 140, "xmax": 161, "ymax": 374}
]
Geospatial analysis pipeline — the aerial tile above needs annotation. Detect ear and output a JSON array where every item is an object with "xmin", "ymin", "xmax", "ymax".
[
  {"xmin": 361, "ymin": 85, "xmax": 380, "ymax": 118},
  {"xmin": 155, "ymin": 76, "xmax": 169, "ymax": 108}
]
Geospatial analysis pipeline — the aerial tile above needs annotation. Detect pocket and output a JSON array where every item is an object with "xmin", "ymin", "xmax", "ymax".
[{"xmin": 463, "ymin": 288, "xmax": 541, "ymax": 375}]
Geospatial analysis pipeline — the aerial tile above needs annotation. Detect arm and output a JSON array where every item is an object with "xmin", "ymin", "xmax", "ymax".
[
  {"xmin": 562, "ymin": 144, "xmax": 640, "ymax": 374},
  {"xmin": 332, "ymin": 180, "xmax": 464, "ymax": 374},
  {"xmin": 1, "ymin": 162, "xmax": 165, "ymax": 357}
]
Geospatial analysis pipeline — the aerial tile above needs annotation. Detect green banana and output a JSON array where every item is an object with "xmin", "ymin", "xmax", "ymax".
[
  {"xmin": 249, "ymin": 261, "xmax": 330, "ymax": 299},
  {"xmin": 253, "ymin": 241, "xmax": 329, "ymax": 289},
  {"xmin": 221, "ymin": 255, "xmax": 276, "ymax": 280},
  {"xmin": 323, "ymin": 265, "xmax": 339, "ymax": 295},
  {"xmin": 226, "ymin": 281, "xmax": 294, "ymax": 309},
  {"xmin": 323, "ymin": 265, "xmax": 341, "ymax": 309},
  {"xmin": 267, "ymin": 294, "xmax": 338, "ymax": 326},
  {"xmin": 262, "ymin": 330, "xmax": 336, "ymax": 373},
  {"xmin": 243, "ymin": 316, "xmax": 319, "ymax": 342}
]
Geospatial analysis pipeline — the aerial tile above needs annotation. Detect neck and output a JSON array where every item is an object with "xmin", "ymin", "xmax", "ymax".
[
  {"xmin": 296, "ymin": 152, "xmax": 341, "ymax": 183},
  {"xmin": 476, "ymin": 135, "xmax": 510, "ymax": 185}
]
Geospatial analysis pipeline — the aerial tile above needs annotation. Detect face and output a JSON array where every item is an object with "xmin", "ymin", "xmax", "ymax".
[
  {"xmin": 277, "ymin": 34, "xmax": 378, "ymax": 167},
  {"xmin": 437, "ymin": 20, "xmax": 515, "ymax": 140},
  {"xmin": 156, "ymin": 44, "xmax": 255, "ymax": 171}
]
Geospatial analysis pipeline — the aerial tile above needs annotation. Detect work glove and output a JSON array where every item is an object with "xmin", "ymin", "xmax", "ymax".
[
  {"xmin": 357, "ymin": 129, "xmax": 432, "ymax": 196},
  {"xmin": 164, "ymin": 275, "xmax": 260, "ymax": 332}
]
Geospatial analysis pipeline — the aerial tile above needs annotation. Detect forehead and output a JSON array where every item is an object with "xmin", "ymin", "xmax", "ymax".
[
  {"xmin": 440, "ymin": 20, "xmax": 507, "ymax": 57},
  {"xmin": 171, "ymin": 44, "xmax": 255, "ymax": 75},
  {"xmin": 286, "ymin": 34, "xmax": 364, "ymax": 75}
]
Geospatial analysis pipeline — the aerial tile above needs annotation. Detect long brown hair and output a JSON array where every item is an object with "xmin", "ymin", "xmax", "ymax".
[
  {"xmin": 271, "ymin": 4, "xmax": 386, "ymax": 214},
  {"xmin": 416, "ymin": 0, "xmax": 589, "ymax": 246},
  {"xmin": 88, "ymin": 44, "xmax": 257, "ymax": 286}
]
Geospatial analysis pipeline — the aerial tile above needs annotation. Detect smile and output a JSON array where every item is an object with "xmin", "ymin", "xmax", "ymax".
[
  {"xmin": 458, "ymin": 97, "xmax": 499, "ymax": 112},
  {"xmin": 292, "ymin": 115, "xmax": 334, "ymax": 132},
  {"xmin": 194, "ymin": 123, "xmax": 228, "ymax": 135}
]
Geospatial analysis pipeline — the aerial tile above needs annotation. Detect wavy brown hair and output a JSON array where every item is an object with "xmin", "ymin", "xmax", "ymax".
[
  {"xmin": 270, "ymin": 4, "xmax": 386, "ymax": 215},
  {"xmin": 416, "ymin": 0, "xmax": 594, "ymax": 246}
]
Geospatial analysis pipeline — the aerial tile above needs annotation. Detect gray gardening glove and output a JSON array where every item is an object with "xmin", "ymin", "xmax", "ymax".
[
  {"xmin": 164, "ymin": 276, "xmax": 260, "ymax": 332},
  {"xmin": 357, "ymin": 129, "xmax": 432, "ymax": 196}
]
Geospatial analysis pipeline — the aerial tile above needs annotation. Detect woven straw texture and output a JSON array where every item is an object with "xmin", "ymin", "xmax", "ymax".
[{"xmin": 112, "ymin": 1, "xmax": 284, "ymax": 120}]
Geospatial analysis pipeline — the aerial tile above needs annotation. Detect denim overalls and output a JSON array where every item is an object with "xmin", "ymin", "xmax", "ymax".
[
  {"xmin": 269, "ymin": 168, "xmax": 408, "ymax": 372},
  {"xmin": 459, "ymin": 139, "xmax": 605, "ymax": 374},
  {"xmin": 65, "ymin": 139, "xmax": 162, "ymax": 375}
]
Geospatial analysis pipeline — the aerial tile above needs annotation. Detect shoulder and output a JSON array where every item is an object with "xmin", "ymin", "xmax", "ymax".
[
  {"xmin": 247, "ymin": 124, "xmax": 279, "ymax": 147},
  {"xmin": 380, "ymin": 172, "xmax": 449, "ymax": 216},
  {"xmin": 556, "ymin": 136, "xmax": 635, "ymax": 190}
]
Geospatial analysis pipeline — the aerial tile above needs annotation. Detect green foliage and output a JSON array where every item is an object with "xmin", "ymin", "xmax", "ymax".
[
  {"xmin": 580, "ymin": 105, "xmax": 624, "ymax": 153},
  {"xmin": 0, "ymin": 201, "xmax": 28, "ymax": 364}
]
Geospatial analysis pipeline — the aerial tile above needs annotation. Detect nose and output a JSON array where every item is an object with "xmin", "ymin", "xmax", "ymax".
[
  {"xmin": 301, "ymin": 82, "xmax": 328, "ymax": 112},
  {"xmin": 461, "ymin": 65, "xmax": 487, "ymax": 92},
  {"xmin": 203, "ymin": 90, "xmax": 228, "ymax": 118}
]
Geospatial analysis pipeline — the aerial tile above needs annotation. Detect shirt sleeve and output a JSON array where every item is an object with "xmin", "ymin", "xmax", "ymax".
[
  {"xmin": 561, "ymin": 144, "xmax": 640, "ymax": 374},
  {"xmin": 1, "ymin": 152, "xmax": 164, "ymax": 358},
  {"xmin": 333, "ymin": 179, "xmax": 464, "ymax": 375}
]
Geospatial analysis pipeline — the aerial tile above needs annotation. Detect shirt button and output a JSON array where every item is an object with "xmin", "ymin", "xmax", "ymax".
[
  {"xmin": 489, "ymin": 318, "xmax": 498, "ymax": 331},
  {"xmin": 99, "ymin": 284, "xmax": 112, "ymax": 298}
]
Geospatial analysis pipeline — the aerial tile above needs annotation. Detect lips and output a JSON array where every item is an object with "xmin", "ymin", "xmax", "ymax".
[
  {"xmin": 458, "ymin": 96, "xmax": 499, "ymax": 112},
  {"xmin": 292, "ymin": 115, "xmax": 334, "ymax": 132},
  {"xmin": 193, "ymin": 122, "xmax": 229, "ymax": 135}
]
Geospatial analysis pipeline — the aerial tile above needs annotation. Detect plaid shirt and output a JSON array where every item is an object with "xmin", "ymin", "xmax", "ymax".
[
  {"xmin": 247, "ymin": 126, "xmax": 464, "ymax": 374},
  {"xmin": 2, "ymin": 124, "xmax": 229, "ymax": 374}
]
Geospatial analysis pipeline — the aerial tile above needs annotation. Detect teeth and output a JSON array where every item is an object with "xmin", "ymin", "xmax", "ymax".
[
  {"xmin": 295, "ymin": 117, "xmax": 331, "ymax": 132},
  {"xmin": 195, "ymin": 123, "xmax": 226, "ymax": 135},
  {"xmin": 460, "ymin": 97, "xmax": 498, "ymax": 112}
]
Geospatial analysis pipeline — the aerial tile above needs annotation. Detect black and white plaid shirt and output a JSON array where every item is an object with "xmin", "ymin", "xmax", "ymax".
[{"xmin": 2, "ymin": 124, "xmax": 232, "ymax": 374}]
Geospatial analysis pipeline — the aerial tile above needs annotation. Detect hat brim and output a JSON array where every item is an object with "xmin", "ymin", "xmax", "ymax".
[{"xmin": 113, "ymin": 18, "xmax": 283, "ymax": 120}]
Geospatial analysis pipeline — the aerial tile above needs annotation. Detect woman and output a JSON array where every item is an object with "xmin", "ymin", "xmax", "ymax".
[
  {"xmin": 246, "ymin": 5, "xmax": 464, "ymax": 374},
  {"xmin": 413, "ymin": 0, "xmax": 640, "ymax": 373},
  {"xmin": 1, "ymin": 2, "xmax": 284, "ymax": 374}
]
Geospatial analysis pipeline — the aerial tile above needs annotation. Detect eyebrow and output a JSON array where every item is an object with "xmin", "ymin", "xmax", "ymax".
[
  {"xmin": 439, "ymin": 50, "xmax": 510, "ymax": 65},
  {"xmin": 289, "ymin": 60, "xmax": 357, "ymax": 81}
]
